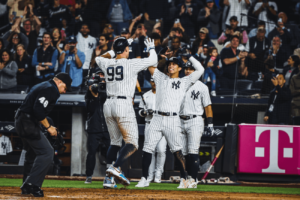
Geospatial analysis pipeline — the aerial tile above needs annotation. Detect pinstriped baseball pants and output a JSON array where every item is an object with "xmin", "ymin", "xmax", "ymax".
[
  {"xmin": 180, "ymin": 116, "xmax": 204, "ymax": 155},
  {"xmin": 143, "ymin": 114, "xmax": 182, "ymax": 154},
  {"xmin": 103, "ymin": 98, "xmax": 139, "ymax": 149},
  {"xmin": 145, "ymin": 123, "xmax": 167, "ymax": 180}
]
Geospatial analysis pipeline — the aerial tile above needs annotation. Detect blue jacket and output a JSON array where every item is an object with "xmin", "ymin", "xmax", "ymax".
[
  {"xmin": 60, "ymin": 50, "xmax": 85, "ymax": 87},
  {"xmin": 107, "ymin": 0, "xmax": 132, "ymax": 21}
]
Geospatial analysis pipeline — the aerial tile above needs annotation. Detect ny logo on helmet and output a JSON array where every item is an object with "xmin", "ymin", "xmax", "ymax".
[
  {"xmin": 172, "ymin": 81, "xmax": 181, "ymax": 89},
  {"xmin": 191, "ymin": 90, "xmax": 200, "ymax": 100}
]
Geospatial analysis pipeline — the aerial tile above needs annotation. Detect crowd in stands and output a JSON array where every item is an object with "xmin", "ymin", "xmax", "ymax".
[{"xmin": 0, "ymin": 0, "xmax": 300, "ymax": 122}]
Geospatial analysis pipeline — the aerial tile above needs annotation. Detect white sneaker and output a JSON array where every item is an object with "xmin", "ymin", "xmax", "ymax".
[
  {"xmin": 103, "ymin": 176, "xmax": 117, "ymax": 189},
  {"xmin": 177, "ymin": 178, "xmax": 188, "ymax": 189},
  {"xmin": 154, "ymin": 178, "xmax": 161, "ymax": 183},
  {"xmin": 187, "ymin": 176, "xmax": 197, "ymax": 188},
  {"xmin": 135, "ymin": 177, "xmax": 149, "ymax": 188},
  {"xmin": 211, "ymin": 91, "xmax": 216, "ymax": 96}
]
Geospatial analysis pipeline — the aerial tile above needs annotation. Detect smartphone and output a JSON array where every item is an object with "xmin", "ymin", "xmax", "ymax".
[
  {"xmin": 69, "ymin": 46, "xmax": 75, "ymax": 52},
  {"xmin": 12, "ymin": 11, "xmax": 16, "ymax": 20},
  {"xmin": 174, "ymin": 18, "xmax": 180, "ymax": 24}
]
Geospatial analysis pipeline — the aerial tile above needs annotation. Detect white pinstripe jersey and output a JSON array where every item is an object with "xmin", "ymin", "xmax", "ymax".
[
  {"xmin": 96, "ymin": 57, "xmax": 154, "ymax": 98},
  {"xmin": 153, "ymin": 69, "xmax": 195, "ymax": 113},
  {"xmin": 139, "ymin": 90, "xmax": 156, "ymax": 122},
  {"xmin": 180, "ymin": 81, "xmax": 212, "ymax": 116}
]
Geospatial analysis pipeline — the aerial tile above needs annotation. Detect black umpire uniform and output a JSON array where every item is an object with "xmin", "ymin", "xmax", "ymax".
[
  {"xmin": 85, "ymin": 68, "xmax": 110, "ymax": 178},
  {"xmin": 15, "ymin": 73, "xmax": 72, "ymax": 197}
]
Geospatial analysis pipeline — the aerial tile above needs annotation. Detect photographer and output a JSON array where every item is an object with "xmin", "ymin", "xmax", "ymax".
[
  {"xmin": 84, "ymin": 67, "xmax": 110, "ymax": 184},
  {"xmin": 59, "ymin": 36, "xmax": 85, "ymax": 88}
]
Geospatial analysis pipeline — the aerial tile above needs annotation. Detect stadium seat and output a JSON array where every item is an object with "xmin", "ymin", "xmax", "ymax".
[{"xmin": 252, "ymin": 80, "xmax": 263, "ymax": 89}]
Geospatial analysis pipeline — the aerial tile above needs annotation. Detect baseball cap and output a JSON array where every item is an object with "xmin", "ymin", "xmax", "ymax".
[
  {"xmin": 68, "ymin": 35, "xmax": 77, "ymax": 43},
  {"xmin": 206, "ymin": 0, "xmax": 214, "ymax": 3},
  {"xmin": 55, "ymin": 73, "xmax": 73, "ymax": 92},
  {"xmin": 199, "ymin": 27, "xmax": 209, "ymax": 34},
  {"xmin": 166, "ymin": 57, "xmax": 182, "ymax": 67},
  {"xmin": 230, "ymin": 16, "xmax": 238, "ymax": 22},
  {"xmin": 121, "ymin": 28, "xmax": 129, "ymax": 34},
  {"xmin": 184, "ymin": 61, "xmax": 195, "ymax": 70},
  {"xmin": 182, "ymin": 44, "xmax": 191, "ymax": 50}
]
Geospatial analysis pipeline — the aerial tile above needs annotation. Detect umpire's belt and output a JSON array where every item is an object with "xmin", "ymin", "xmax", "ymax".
[
  {"xmin": 180, "ymin": 115, "xmax": 197, "ymax": 120},
  {"xmin": 107, "ymin": 96, "xmax": 127, "ymax": 99},
  {"xmin": 154, "ymin": 111, "xmax": 177, "ymax": 116}
]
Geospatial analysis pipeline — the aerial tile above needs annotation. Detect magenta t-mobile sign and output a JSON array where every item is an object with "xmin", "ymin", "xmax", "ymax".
[{"xmin": 238, "ymin": 124, "xmax": 300, "ymax": 175}]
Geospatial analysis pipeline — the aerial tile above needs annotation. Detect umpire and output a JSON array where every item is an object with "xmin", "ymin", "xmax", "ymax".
[
  {"xmin": 84, "ymin": 67, "xmax": 110, "ymax": 184},
  {"xmin": 15, "ymin": 73, "xmax": 72, "ymax": 197}
]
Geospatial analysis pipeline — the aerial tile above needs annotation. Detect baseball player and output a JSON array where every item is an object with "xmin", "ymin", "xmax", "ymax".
[
  {"xmin": 179, "ymin": 61, "xmax": 215, "ymax": 189},
  {"xmin": 136, "ymin": 77, "xmax": 167, "ymax": 187},
  {"xmin": 136, "ymin": 55, "xmax": 204, "ymax": 188},
  {"xmin": 95, "ymin": 37, "xmax": 157, "ymax": 187}
]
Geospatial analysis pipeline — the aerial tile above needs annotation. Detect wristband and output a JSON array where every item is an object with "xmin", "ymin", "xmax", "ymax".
[
  {"xmin": 46, "ymin": 125, "xmax": 51, "ymax": 130},
  {"xmin": 107, "ymin": 50, "xmax": 115, "ymax": 58},
  {"xmin": 195, "ymin": 53, "xmax": 199, "ymax": 57},
  {"xmin": 20, "ymin": 15, "xmax": 24, "ymax": 19},
  {"xmin": 61, "ymin": 51, "xmax": 65, "ymax": 55},
  {"xmin": 207, "ymin": 117, "xmax": 213, "ymax": 124},
  {"xmin": 236, "ymin": 56, "xmax": 240, "ymax": 60},
  {"xmin": 42, "ymin": 62, "xmax": 45, "ymax": 65}
]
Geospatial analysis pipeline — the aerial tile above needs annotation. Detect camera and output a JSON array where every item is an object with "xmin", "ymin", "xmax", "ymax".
[{"xmin": 86, "ymin": 73, "xmax": 106, "ymax": 93}]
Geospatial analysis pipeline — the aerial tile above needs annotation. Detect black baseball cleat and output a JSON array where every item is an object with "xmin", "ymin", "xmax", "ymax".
[{"xmin": 21, "ymin": 183, "xmax": 44, "ymax": 197}]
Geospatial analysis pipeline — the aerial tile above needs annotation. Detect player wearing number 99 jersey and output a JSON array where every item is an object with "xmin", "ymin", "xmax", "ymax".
[{"xmin": 95, "ymin": 37, "xmax": 157, "ymax": 186}]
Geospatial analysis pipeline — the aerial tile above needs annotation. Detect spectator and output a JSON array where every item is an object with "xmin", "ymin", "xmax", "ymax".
[
  {"xmin": 248, "ymin": 20, "xmax": 270, "ymax": 38},
  {"xmin": 162, "ymin": 26, "xmax": 190, "ymax": 48},
  {"xmin": 151, "ymin": 32, "xmax": 163, "ymax": 55},
  {"xmin": 267, "ymin": 17, "xmax": 293, "ymax": 55},
  {"xmin": 264, "ymin": 74, "xmax": 292, "ymax": 125},
  {"xmin": 15, "ymin": 44, "xmax": 34, "ymax": 86},
  {"xmin": 261, "ymin": 59, "xmax": 278, "ymax": 94},
  {"xmin": 176, "ymin": 0, "xmax": 198, "ymax": 38},
  {"xmin": 7, "ymin": 0, "xmax": 34, "ymax": 18},
  {"xmin": 0, "ymin": 0, "xmax": 9, "ymax": 35},
  {"xmin": 35, "ymin": 0, "xmax": 50, "ymax": 18},
  {"xmin": 120, "ymin": 28, "xmax": 141, "ymax": 59},
  {"xmin": 197, "ymin": 0, "xmax": 222, "ymax": 39},
  {"xmin": 218, "ymin": 16, "xmax": 248, "ymax": 45},
  {"xmin": 59, "ymin": 36, "xmax": 85, "ymax": 88},
  {"xmin": 203, "ymin": 47, "xmax": 221, "ymax": 96},
  {"xmin": 294, "ymin": 48, "xmax": 300, "ymax": 59},
  {"xmin": 265, "ymin": 36, "xmax": 289, "ymax": 70},
  {"xmin": 140, "ymin": 0, "xmax": 168, "ymax": 35},
  {"xmin": 48, "ymin": 0, "xmax": 73, "ymax": 29},
  {"xmin": 61, "ymin": 18, "xmax": 73, "ymax": 38},
  {"xmin": 32, "ymin": 32, "xmax": 58, "ymax": 83},
  {"xmin": 89, "ymin": 34, "xmax": 110, "ymax": 75},
  {"xmin": 223, "ymin": 31, "xmax": 246, "ymax": 51},
  {"xmin": 223, "ymin": 0, "xmax": 251, "ymax": 28},
  {"xmin": 283, "ymin": 55, "xmax": 300, "ymax": 87},
  {"xmin": 192, "ymin": 27, "xmax": 215, "ymax": 55},
  {"xmin": 253, "ymin": 0, "xmax": 278, "ymax": 31},
  {"xmin": 22, "ymin": 18, "xmax": 41, "ymax": 56},
  {"xmin": 76, "ymin": 24, "xmax": 96, "ymax": 77},
  {"xmin": 220, "ymin": 35, "xmax": 248, "ymax": 89},
  {"xmin": 0, "ymin": 38, "xmax": 4, "ymax": 56},
  {"xmin": 245, "ymin": 27, "xmax": 270, "ymax": 80},
  {"xmin": 0, "ymin": 49, "xmax": 18, "ymax": 89},
  {"xmin": 51, "ymin": 27, "xmax": 65, "ymax": 50},
  {"xmin": 2, "ymin": 31, "xmax": 29, "ymax": 55},
  {"xmin": 107, "ymin": 0, "xmax": 132, "ymax": 35},
  {"xmin": 102, "ymin": 24, "xmax": 115, "ymax": 49},
  {"xmin": 290, "ymin": 66, "xmax": 300, "ymax": 120}
]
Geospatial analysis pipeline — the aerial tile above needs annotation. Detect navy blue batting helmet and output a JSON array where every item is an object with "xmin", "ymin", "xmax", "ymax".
[{"xmin": 113, "ymin": 37, "xmax": 129, "ymax": 54}]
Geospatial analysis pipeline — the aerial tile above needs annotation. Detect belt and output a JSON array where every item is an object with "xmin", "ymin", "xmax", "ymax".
[
  {"xmin": 180, "ymin": 115, "xmax": 197, "ymax": 120},
  {"xmin": 154, "ymin": 111, "xmax": 177, "ymax": 116},
  {"xmin": 107, "ymin": 96, "xmax": 127, "ymax": 99}
]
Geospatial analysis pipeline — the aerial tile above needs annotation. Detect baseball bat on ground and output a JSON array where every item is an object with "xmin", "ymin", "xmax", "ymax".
[
  {"xmin": 200, "ymin": 145, "xmax": 224, "ymax": 183},
  {"xmin": 136, "ymin": 80, "xmax": 148, "ymax": 109}
]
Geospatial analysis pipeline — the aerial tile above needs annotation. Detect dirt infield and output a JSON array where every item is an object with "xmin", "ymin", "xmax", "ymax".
[{"xmin": 1, "ymin": 187, "xmax": 300, "ymax": 200}]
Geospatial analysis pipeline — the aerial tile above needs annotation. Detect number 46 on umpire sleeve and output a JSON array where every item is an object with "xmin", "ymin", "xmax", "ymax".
[
  {"xmin": 107, "ymin": 66, "xmax": 124, "ymax": 81},
  {"xmin": 39, "ymin": 97, "xmax": 49, "ymax": 108}
]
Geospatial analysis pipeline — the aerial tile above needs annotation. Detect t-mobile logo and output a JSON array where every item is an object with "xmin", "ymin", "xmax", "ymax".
[{"xmin": 255, "ymin": 127, "xmax": 293, "ymax": 173}]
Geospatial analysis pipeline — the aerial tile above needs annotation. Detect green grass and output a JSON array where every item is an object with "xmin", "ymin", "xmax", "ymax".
[{"xmin": 0, "ymin": 178, "xmax": 299, "ymax": 195}]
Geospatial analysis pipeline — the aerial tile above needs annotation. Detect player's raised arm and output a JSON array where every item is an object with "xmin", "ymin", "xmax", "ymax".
[{"xmin": 188, "ymin": 56, "xmax": 204, "ymax": 82}]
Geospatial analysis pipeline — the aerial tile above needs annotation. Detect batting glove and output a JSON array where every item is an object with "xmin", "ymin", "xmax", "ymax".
[
  {"xmin": 207, "ymin": 124, "xmax": 215, "ymax": 137},
  {"xmin": 144, "ymin": 38, "xmax": 155, "ymax": 52}
]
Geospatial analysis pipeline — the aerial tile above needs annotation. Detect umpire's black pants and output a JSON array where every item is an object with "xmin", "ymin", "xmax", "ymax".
[
  {"xmin": 15, "ymin": 114, "xmax": 54, "ymax": 187},
  {"xmin": 85, "ymin": 131, "xmax": 110, "ymax": 177}
]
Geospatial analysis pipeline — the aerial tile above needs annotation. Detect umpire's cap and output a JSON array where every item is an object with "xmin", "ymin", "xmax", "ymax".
[
  {"xmin": 183, "ymin": 61, "xmax": 195, "ymax": 70},
  {"xmin": 166, "ymin": 57, "xmax": 182, "ymax": 67},
  {"xmin": 55, "ymin": 72, "xmax": 73, "ymax": 92},
  {"xmin": 113, "ymin": 37, "xmax": 129, "ymax": 54}
]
